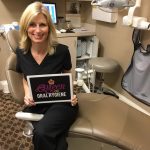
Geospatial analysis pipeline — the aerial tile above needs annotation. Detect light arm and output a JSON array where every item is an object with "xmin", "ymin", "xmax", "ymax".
[{"xmin": 123, "ymin": 0, "xmax": 141, "ymax": 25}]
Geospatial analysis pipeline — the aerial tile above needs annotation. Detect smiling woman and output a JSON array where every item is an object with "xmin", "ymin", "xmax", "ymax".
[{"xmin": 16, "ymin": 1, "xmax": 79, "ymax": 150}]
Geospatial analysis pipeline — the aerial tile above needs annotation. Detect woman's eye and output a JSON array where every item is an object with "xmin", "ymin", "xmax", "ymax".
[
  {"xmin": 28, "ymin": 23, "xmax": 48, "ymax": 28},
  {"xmin": 29, "ymin": 23, "xmax": 36, "ymax": 27},
  {"xmin": 40, "ymin": 23, "xmax": 47, "ymax": 27}
]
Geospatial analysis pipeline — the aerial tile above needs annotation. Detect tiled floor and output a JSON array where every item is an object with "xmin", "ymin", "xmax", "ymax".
[
  {"xmin": 0, "ymin": 91, "xmax": 33, "ymax": 150},
  {"xmin": 0, "ymin": 91, "xmax": 122, "ymax": 150}
]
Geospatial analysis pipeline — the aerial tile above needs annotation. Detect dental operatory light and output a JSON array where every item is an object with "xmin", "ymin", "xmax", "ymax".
[
  {"xmin": 91, "ymin": 0, "xmax": 135, "ymax": 9},
  {"xmin": 91, "ymin": 0, "xmax": 136, "ymax": 23}
]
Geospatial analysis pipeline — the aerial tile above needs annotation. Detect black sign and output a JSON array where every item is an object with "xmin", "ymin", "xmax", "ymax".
[{"xmin": 27, "ymin": 73, "xmax": 73, "ymax": 104}]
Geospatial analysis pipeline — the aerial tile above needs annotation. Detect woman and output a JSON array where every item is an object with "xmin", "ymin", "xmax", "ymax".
[{"xmin": 16, "ymin": 2, "xmax": 78, "ymax": 150}]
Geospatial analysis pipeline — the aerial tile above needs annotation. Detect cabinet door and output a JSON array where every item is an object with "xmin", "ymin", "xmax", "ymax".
[{"xmin": 58, "ymin": 37, "xmax": 77, "ymax": 80}]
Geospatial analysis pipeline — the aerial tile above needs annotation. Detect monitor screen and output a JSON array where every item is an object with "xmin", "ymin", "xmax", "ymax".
[{"xmin": 43, "ymin": 3, "xmax": 57, "ymax": 24}]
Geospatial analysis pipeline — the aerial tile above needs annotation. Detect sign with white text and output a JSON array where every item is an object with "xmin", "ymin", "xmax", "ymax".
[{"xmin": 27, "ymin": 73, "xmax": 73, "ymax": 104}]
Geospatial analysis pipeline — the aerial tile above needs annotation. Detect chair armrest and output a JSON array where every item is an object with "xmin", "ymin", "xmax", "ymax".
[{"xmin": 5, "ymin": 53, "xmax": 24, "ymax": 104}]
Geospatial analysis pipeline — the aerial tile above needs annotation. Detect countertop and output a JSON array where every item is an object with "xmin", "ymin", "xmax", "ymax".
[{"xmin": 57, "ymin": 28, "xmax": 96, "ymax": 38}]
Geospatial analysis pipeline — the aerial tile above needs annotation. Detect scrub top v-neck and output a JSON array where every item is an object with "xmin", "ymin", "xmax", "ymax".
[
  {"xmin": 16, "ymin": 44, "xmax": 72, "ymax": 79},
  {"xmin": 30, "ymin": 50, "xmax": 48, "ymax": 66}
]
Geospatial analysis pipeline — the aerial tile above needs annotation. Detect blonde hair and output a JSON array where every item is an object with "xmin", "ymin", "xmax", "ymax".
[{"xmin": 19, "ymin": 1, "xmax": 58, "ymax": 55}]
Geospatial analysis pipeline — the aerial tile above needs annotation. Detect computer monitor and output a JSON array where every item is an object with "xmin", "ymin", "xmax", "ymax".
[{"xmin": 43, "ymin": 3, "xmax": 57, "ymax": 24}]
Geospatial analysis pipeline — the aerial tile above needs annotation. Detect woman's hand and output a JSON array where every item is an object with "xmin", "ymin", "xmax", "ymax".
[
  {"xmin": 24, "ymin": 95, "xmax": 36, "ymax": 106},
  {"xmin": 22, "ymin": 78, "xmax": 35, "ymax": 106},
  {"xmin": 71, "ymin": 95, "xmax": 78, "ymax": 106}
]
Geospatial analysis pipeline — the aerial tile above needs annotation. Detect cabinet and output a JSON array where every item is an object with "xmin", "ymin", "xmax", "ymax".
[
  {"xmin": 58, "ymin": 36, "xmax": 77, "ymax": 80},
  {"xmin": 76, "ymin": 35, "xmax": 99, "ymax": 69},
  {"xmin": 58, "ymin": 34, "xmax": 99, "ymax": 81}
]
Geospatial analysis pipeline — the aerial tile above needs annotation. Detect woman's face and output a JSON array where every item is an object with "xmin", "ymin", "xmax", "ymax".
[{"xmin": 27, "ymin": 13, "xmax": 49, "ymax": 44}]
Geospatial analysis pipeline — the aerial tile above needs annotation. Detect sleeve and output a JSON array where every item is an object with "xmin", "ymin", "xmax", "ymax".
[
  {"xmin": 16, "ymin": 48, "xmax": 22, "ymax": 73},
  {"xmin": 63, "ymin": 46, "xmax": 72, "ymax": 70}
]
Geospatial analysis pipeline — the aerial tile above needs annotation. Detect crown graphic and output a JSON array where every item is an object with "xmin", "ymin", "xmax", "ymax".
[{"xmin": 48, "ymin": 79, "xmax": 55, "ymax": 85}]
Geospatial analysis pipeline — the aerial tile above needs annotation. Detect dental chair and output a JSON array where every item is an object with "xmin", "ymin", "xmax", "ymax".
[{"xmin": 5, "ymin": 29, "xmax": 150, "ymax": 150}]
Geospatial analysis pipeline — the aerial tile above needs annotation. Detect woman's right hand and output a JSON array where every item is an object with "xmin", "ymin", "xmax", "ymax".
[
  {"xmin": 24, "ymin": 95, "xmax": 36, "ymax": 106},
  {"xmin": 23, "ymin": 78, "xmax": 36, "ymax": 106}
]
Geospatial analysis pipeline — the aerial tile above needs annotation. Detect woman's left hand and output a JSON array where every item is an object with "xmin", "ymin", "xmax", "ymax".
[{"xmin": 71, "ymin": 95, "xmax": 78, "ymax": 106}]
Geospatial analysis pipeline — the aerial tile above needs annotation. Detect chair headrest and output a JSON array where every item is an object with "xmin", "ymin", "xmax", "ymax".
[{"xmin": 6, "ymin": 30, "xmax": 20, "ymax": 53}]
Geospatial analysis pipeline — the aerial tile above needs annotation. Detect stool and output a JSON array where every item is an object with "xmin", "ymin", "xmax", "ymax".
[{"xmin": 89, "ymin": 57, "xmax": 119, "ymax": 98}]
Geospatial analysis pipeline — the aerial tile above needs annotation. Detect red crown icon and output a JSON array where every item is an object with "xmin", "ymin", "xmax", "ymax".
[{"xmin": 48, "ymin": 79, "xmax": 55, "ymax": 85}]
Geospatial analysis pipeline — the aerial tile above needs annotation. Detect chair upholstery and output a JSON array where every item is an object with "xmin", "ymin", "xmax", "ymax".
[
  {"xmin": 5, "ymin": 53, "xmax": 24, "ymax": 104},
  {"xmin": 88, "ymin": 51, "xmax": 119, "ymax": 97},
  {"xmin": 89, "ymin": 57, "xmax": 118, "ymax": 73},
  {"xmin": 5, "ymin": 30, "xmax": 150, "ymax": 150},
  {"xmin": 6, "ymin": 29, "xmax": 20, "ymax": 52}
]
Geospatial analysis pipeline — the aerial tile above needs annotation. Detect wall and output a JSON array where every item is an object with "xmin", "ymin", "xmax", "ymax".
[
  {"xmin": 0, "ymin": 0, "xmax": 66, "ymax": 24},
  {"xmin": 80, "ymin": 0, "xmax": 150, "ymax": 113}
]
